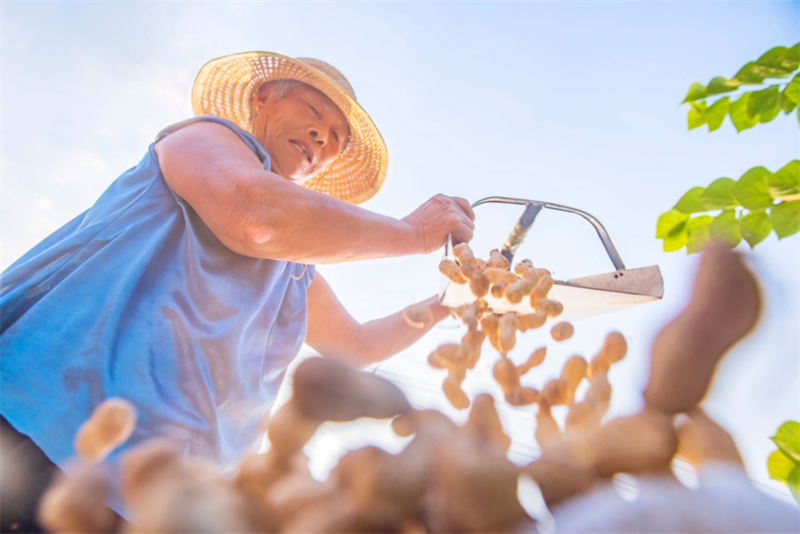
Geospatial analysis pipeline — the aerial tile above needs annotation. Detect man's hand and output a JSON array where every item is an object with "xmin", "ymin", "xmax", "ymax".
[{"xmin": 401, "ymin": 195, "xmax": 475, "ymax": 254}]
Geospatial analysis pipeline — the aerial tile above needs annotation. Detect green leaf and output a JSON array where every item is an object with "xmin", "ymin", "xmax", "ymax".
[
  {"xmin": 700, "ymin": 177, "xmax": 737, "ymax": 210},
  {"xmin": 683, "ymin": 82, "xmax": 706, "ymax": 103},
  {"xmin": 740, "ymin": 210, "xmax": 772, "ymax": 248},
  {"xmin": 733, "ymin": 166, "xmax": 775, "ymax": 210},
  {"xmin": 784, "ymin": 73, "xmax": 800, "ymax": 105},
  {"xmin": 768, "ymin": 449, "xmax": 797, "ymax": 482},
  {"xmin": 733, "ymin": 61, "xmax": 766, "ymax": 84},
  {"xmin": 705, "ymin": 97, "xmax": 730, "ymax": 131},
  {"xmin": 767, "ymin": 160, "xmax": 800, "ymax": 202},
  {"xmin": 787, "ymin": 43, "xmax": 800, "ymax": 62},
  {"xmin": 789, "ymin": 465, "xmax": 800, "ymax": 503},
  {"xmin": 709, "ymin": 210, "xmax": 741, "ymax": 248},
  {"xmin": 748, "ymin": 86, "xmax": 781, "ymax": 120},
  {"xmin": 706, "ymin": 77, "xmax": 741, "ymax": 97},
  {"xmin": 674, "ymin": 186, "xmax": 708, "ymax": 214},
  {"xmin": 656, "ymin": 209, "xmax": 690, "ymax": 252},
  {"xmin": 772, "ymin": 421, "xmax": 800, "ymax": 462},
  {"xmin": 782, "ymin": 93, "xmax": 797, "ymax": 114},
  {"xmin": 686, "ymin": 215, "xmax": 713, "ymax": 254},
  {"xmin": 772, "ymin": 201, "xmax": 800, "ymax": 239},
  {"xmin": 756, "ymin": 45, "xmax": 799, "ymax": 73},
  {"xmin": 729, "ymin": 93, "xmax": 759, "ymax": 132},
  {"xmin": 688, "ymin": 101, "xmax": 707, "ymax": 130},
  {"xmin": 748, "ymin": 47, "xmax": 796, "ymax": 79}
]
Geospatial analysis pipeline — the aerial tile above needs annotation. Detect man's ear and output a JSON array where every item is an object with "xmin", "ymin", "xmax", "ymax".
[{"xmin": 254, "ymin": 83, "xmax": 274, "ymax": 105}]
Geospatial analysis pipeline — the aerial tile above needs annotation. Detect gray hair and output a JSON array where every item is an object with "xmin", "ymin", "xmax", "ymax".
[
  {"xmin": 250, "ymin": 80, "xmax": 308, "ymax": 124},
  {"xmin": 257, "ymin": 79, "xmax": 307, "ymax": 100}
]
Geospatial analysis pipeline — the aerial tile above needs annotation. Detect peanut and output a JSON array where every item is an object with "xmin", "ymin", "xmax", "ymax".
[
  {"xmin": 514, "ymin": 260, "xmax": 539, "ymax": 284},
  {"xmin": 439, "ymin": 259, "xmax": 468, "ymax": 284},
  {"xmin": 453, "ymin": 242, "xmax": 475, "ymax": 265},
  {"xmin": 492, "ymin": 357, "xmax": 520, "ymax": 395},
  {"xmin": 517, "ymin": 311, "xmax": 547, "ymax": 332},
  {"xmin": 483, "ymin": 267, "xmax": 519, "ymax": 285},
  {"xmin": 505, "ymin": 386, "xmax": 539, "ymax": 407},
  {"xmin": 490, "ymin": 281, "xmax": 508, "ymax": 299},
  {"xmin": 518, "ymin": 347, "xmax": 547, "ymax": 375},
  {"xmin": 443, "ymin": 376, "xmax": 470, "ymax": 410},
  {"xmin": 487, "ymin": 249, "xmax": 511, "ymax": 270},
  {"xmin": 74, "ymin": 398, "xmax": 136, "ymax": 464},
  {"xmin": 504, "ymin": 279, "xmax": 533, "ymax": 304},
  {"xmin": 550, "ymin": 321, "xmax": 574, "ymax": 342},
  {"xmin": 498, "ymin": 312, "xmax": 518, "ymax": 353}
]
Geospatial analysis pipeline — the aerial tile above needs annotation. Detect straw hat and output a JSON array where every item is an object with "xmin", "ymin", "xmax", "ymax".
[{"xmin": 191, "ymin": 51, "xmax": 388, "ymax": 204}]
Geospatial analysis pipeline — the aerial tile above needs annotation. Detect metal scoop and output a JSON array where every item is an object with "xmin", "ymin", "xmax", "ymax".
[{"xmin": 440, "ymin": 196, "xmax": 664, "ymax": 322}]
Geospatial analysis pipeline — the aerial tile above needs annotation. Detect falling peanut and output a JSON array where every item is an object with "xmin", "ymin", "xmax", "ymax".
[
  {"xmin": 498, "ymin": 313, "xmax": 518, "ymax": 353},
  {"xmin": 487, "ymin": 249, "xmax": 511, "ymax": 270},
  {"xmin": 530, "ymin": 274, "xmax": 554, "ymax": 306},
  {"xmin": 517, "ymin": 311, "xmax": 547, "ymax": 332},
  {"xmin": 455, "ymin": 302, "xmax": 481, "ymax": 330},
  {"xmin": 490, "ymin": 281, "xmax": 508, "ymax": 299},
  {"xmin": 453, "ymin": 242, "xmax": 475, "ymax": 265},
  {"xmin": 561, "ymin": 355, "xmax": 588, "ymax": 391},
  {"xmin": 461, "ymin": 328, "xmax": 486, "ymax": 369},
  {"xmin": 535, "ymin": 298, "xmax": 564, "ymax": 318},
  {"xmin": 464, "ymin": 394, "xmax": 512, "ymax": 452},
  {"xmin": 560, "ymin": 355, "xmax": 588, "ymax": 404},
  {"xmin": 518, "ymin": 347, "xmax": 547, "ymax": 376},
  {"xmin": 403, "ymin": 304, "xmax": 434, "ymax": 329},
  {"xmin": 74, "ymin": 398, "xmax": 136, "ymax": 464},
  {"xmin": 550, "ymin": 321, "xmax": 574, "ymax": 342},
  {"xmin": 483, "ymin": 267, "xmax": 519, "ymax": 285},
  {"xmin": 37, "ymin": 463, "xmax": 118, "ymax": 534},
  {"xmin": 534, "ymin": 403, "xmax": 563, "ymax": 450},
  {"xmin": 600, "ymin": 331, "xmax": 627, "ymax": 363},
  {"xmin": 588, "ymin": 354, "xmax": 611, "ymax": 378},
  {"xmin": 505, "ymin": 386, "xmax": 539, "ymax": 407},
  {"xmin": 428, "ymin": 343, "xmax": 470, "ymax": 371},
  {"xmin": 541, "ymin": 377, "xmax": 570, "ymax": 406},
  {"xmin": 461, "ymin": 263, "xmax": 490, "ymax": 298},
  {"xmin": 480, "ymin": 314, "xmax": 501, "ymax": 353},
  {"xmin": 391, "ymin": 414, "xmax": 416, "ymax": 437},
  {"xmin": 492, "ymin": 357, "xmax": 520, "ymax": 395},
  {"xmin": 443, "ymin": 376, "xmax": 470, "ymax": 410},
  {"xmin": 439, "ymin": 259, "xmax": 468, "ymax": 284},
  {"xmin": 504, "ymin": 279, "xmax": 533, "ymax": 304},
  {"xmin": 514, "ymin": 260, "xmax": 539, "ymax": 284},
  {"xmin": 564, "ymin": 401, "xmax": 601, "ymax": 438},
  {"xmin": 583, "ymin": 373, "xmax": 612, "ymax": 418}
]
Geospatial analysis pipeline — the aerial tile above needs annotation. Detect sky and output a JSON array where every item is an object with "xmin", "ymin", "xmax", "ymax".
[{"xmin": 2, "ymin": 0, "xmax": 799, "ymax": 509}]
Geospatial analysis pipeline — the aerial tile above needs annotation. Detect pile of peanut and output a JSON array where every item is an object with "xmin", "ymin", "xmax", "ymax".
[
  {"xmin": 425, "ymin": 243, "xmax": 624, "ymax": 411},
  {"xmin": 38, "ymin": 341, "xmax": 655, "ymax": 534}
]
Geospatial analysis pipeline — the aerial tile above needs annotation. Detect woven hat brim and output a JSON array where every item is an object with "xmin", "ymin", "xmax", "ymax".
[{"xmin": 191, "ymin": 52, "xmax": 388, "ymax": 204}]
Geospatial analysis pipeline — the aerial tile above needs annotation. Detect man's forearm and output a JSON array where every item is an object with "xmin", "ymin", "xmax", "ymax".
[{"xmin": 335, "ymin": 296, "xmax": 451, "ymax": 368}]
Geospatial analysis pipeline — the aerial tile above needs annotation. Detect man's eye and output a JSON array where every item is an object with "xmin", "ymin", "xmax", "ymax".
[
  {"xmin": 307, "ymin": 103, "xmax": 321, "ymax": 117},
  {"xmin": 331, "ymin": 131, "xmax": 340, "ymax": 142}
]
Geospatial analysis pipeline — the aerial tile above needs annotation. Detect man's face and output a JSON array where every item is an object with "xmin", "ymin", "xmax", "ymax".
[{"xmin": 252, "ymin": 84, "xmax": 350, "ymax": 183}]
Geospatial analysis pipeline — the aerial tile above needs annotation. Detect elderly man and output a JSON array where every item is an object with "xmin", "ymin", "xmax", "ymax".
[{"xmin": 0, "ymin": 52, "xmax": 474, "ymax": 529}]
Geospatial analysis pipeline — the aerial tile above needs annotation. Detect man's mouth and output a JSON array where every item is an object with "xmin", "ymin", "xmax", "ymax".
[{"xmin": 290, "ymin": 140, "xmax": 312, "ymax": 164}]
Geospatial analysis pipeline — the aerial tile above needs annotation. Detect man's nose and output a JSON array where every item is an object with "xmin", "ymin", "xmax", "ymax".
[{"xmin": 309, "ymin": 128, "xmax": 326, "ymax": 146}]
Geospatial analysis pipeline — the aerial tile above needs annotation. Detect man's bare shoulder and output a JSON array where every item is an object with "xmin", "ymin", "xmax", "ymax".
[{"xmin": 156, "ymin": 120, "xmax": 246, "ymax": 155}]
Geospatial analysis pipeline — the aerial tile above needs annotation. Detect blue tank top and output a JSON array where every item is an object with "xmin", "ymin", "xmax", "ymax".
[{"xmin": 0, "ymin": 116, "xmax": 315, "ymax": 471}]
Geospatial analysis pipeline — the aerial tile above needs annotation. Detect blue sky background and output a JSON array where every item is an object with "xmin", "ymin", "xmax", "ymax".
[{"xmin": 2, "ymin": 0, "xmax": 798, "ymax": 507}]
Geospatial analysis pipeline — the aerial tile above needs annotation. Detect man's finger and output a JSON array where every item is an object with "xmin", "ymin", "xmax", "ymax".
[{"xmin": 451, "ymin": 197, "xmax": 475, "ymax": 220}]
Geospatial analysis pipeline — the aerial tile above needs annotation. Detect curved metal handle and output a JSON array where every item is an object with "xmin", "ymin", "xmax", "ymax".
[{"xmin": 471, "ymin": 196, "xmax": 627, "ymax": 271}]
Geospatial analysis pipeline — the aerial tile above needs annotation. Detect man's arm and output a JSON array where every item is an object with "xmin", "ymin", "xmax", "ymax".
[
  {"xmin": 155, "ymin": 121, "xmax": 474, "ymax": 264},
  {"xmin": 305, "ymin": 273, "xmax": 451, "ymax": 367}
]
